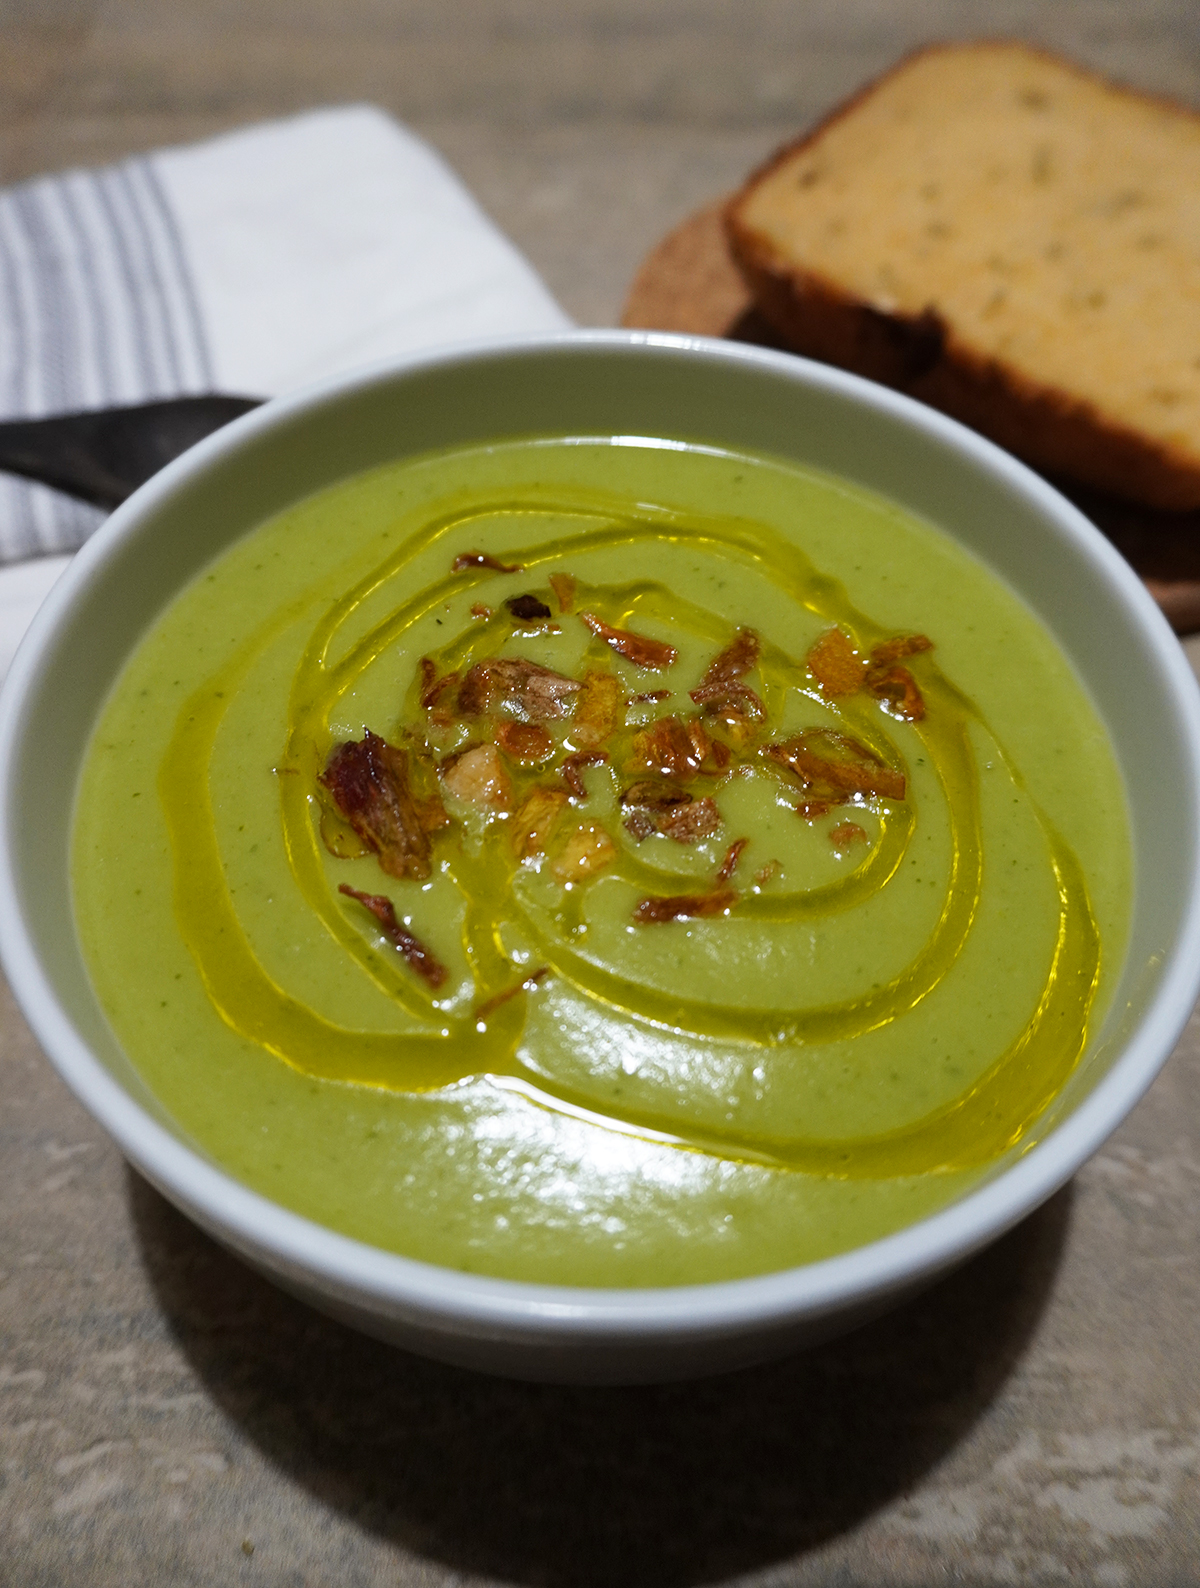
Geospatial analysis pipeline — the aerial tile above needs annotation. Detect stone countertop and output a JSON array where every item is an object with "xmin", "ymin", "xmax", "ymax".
[{"xmin": 2, "ymin": 4, "xmax": 1199, "ymax": 1584}]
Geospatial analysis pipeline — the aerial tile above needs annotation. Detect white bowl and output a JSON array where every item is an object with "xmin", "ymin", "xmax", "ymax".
[{"xmin": 3, "ymin": 331, "xmax": 1199, "ymax": 1384}]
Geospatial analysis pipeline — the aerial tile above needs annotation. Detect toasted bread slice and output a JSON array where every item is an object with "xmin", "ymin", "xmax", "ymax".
[{"xmin": 726, "ymin": 42, "xmax": 1200, "ymax": 510}]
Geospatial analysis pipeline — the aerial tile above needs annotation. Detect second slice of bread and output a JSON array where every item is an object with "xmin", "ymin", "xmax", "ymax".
[{"xmin": 726, "ymin": 42, "xmax": 1200, "ymax": 510}]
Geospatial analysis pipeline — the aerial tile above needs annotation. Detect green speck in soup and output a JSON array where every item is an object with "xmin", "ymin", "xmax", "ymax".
[{"xmin": 71, "ymin": 436, "xmax": 1131, "ymax": 1286}]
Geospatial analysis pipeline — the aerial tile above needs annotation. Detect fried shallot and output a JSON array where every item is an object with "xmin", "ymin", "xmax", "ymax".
[
  {"xmin": 715, "ymin": 837, "xmax": 748, "ymax": 882},
  {"xmin": 452, "ymin": 551, "xmax": 522, "ymax": 573},
  {"xmin": 697, "ymin": 627, "xmax": 759, "ymax": 689},
  {"xmin": 806, "ymin": 627, "xmax": 866, "ymax": 697},
  {"xmin": 494, "ymin": 721, "xmax": 555, "ymax": 765},
  {"xmin": 658, "ymin": 797, "xmax": 721, "ymax": 844},
  {"xmin": 829, "ymin": 821, "xmax": 869, "ymax": 849},
  {"xmin": 632, "ymin": 888, "xmax": 737, "ymax": 924},
  {"xmin": 870, "ymin": 633, "xmax": 934, "ymax": 667},
  {"xmin": 510, "ymin": 785, "xmax": 568, "ymax": 859},
  {"xmin": 506, "ymin": 592, "xmax": 552, "ymax": 621},
  {"xmin": 619, "ymin": 778, "xmax": 692, "ymax": 810},
  {"xmin": 458, "ymin": 657, "xmax": 582, "ymax": 722},
  {"xmin": 622, "ymin": 808, "xmax": 657, "ymax": 841},
  {"xmin": 766, "ymin": 729, "xmax": 906, "ymax": 804},
  {"xmin": 865, "ymin": 663, "xmax": 925, "ymax": 721},
  {"xmin": 572, "ymin": 669, "xmax": 621, "ymax": 748},
  {"xmin": 620, "ymin": 779, "xmax": 720, "ymax": 842},
  {"xmin": 806, "ymin": 628, "xmax": 933, "ymax": 720},
  {"xmin": 579, "ymin": 611, "xmax": 678, "ymax": 670},
  {"xmin": 628, "ymin": 714, "xmax": 706, "ymax": 778},
  {"xmin": 549, "ymin": 572, "xmax": 576, "ymax": 614},
  {"xmin": 337, "ymin": 884, "xmax": 448, "ymax": 989},
  {"xmin": 690, "ymin": 628, "xmax": 765, "ymax": 721},
  {"xmin": 439, "ymin": 743, "xmax": 513, "ymax": 811},
  {"xmin": 320, "ymin": 730, "xmax": 434, "ymax": 880},
  {"xmin": 552, "ymin": 823, "xmax": 617, "ymax": 884},
  {"xmin": 560, "ymin": 750, "xmax": 608, "ymax": 800}
]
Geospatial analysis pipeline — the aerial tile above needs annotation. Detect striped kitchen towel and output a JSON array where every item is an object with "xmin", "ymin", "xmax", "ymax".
[{"xmin": 0, "ymin": 105, "xmax": 571, "ymax": 563}]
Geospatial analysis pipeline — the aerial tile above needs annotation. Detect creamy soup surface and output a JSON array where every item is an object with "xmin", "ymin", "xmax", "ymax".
[{"xmin": 73, "ymin": 436, "xmax": 1131, "ymax": 1286}]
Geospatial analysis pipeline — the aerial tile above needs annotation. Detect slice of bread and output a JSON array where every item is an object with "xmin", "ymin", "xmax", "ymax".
[{"xmin": 726, "ymin": 42, "xmax": 1200, "ymax": 510}]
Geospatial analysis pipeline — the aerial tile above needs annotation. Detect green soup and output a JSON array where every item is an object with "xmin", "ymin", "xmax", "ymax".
[{"xmin": 72, "ymin": 436, "xmax": 1131, "ymax": 1286}]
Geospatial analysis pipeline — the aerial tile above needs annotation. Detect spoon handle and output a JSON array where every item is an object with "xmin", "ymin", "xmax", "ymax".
[{"xmin": 0, "ymin": 395, "xmax": 265, "ymax": 511}]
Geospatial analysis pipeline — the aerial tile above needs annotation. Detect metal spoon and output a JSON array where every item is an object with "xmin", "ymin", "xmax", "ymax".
[{"xmin": 0, "ymin": 395, "xmax": 265, "ymax": 511}]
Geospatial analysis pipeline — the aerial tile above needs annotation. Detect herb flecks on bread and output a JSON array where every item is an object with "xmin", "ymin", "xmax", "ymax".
[{"xmin": 726, "ymin": 42, "xmax": 1200, "ymax": 510}]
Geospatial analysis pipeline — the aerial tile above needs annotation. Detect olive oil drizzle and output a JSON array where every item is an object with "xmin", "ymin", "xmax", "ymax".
[{"xmin": 159, "ymin": 480, "xmax": 1101, "ymax": 1176}]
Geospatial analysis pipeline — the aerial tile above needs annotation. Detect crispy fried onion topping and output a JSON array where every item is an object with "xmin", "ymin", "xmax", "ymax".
[
  {"xmin": 560, "ymin": 750, "xmax": 609, "ymax": 800},
  {"xmin": 715, "ymin": 837, "xmax": 748, "ymax": 882},
  {"xmin": 337, "ymin": 884, "xmax": 448, "ymax": 989},
  {"xmin": 628, "ymin": 714, "xmax": 723, "ymax": 778},
  {"xmin": 458, "ymin": 657, "xmax": 582, "ymax": 722},
  {"xmin": 323, "ymin": 611, "xmax": 927, "ymax": 935},
  {"xmin": 506, "ymin": 592, "xmax": 552, "ymax": 621},
  {"xmin": 632, "ymin": 887, "xmax": 737, "ymax": 925},
  {"xmin": 806, "ymin": 626, "xmax": 932, "ymax": 721},
  {"xmin": 572, "ymin": 669, "xmax": 622, "ymax": 748},
  {"xmin": 658, "ymin": 799, "xmax": 721, "ymax": 845},
  {"xmin": 864, "ymin": 661, "xmax": 926, "ymax": 721},
  {"xmin": 494, "ymin": 721, "xmax": 555, "ymax": 765},
  {"xmin": 829, "ymin": 821, "xmax": 869, "ymax": 849},
  {"xmin": 620, "ymin": 778, "xmax": 691, "ymax": 809},
  {"xmin": 549, "ymin": 572, "xmax": 576, "ymax": 614},
  {"xmin": 451, "ymin": 551, "xmax": 522, "ymax": 573},
  {"xmin": 510, "ymin": 784, "xmax": 568, "ymax": 859},
  {"xmin": 619, "ymin": 779, "xmax": 721, "ymax": 843},
  {"xmin": 552, "ymin": 823, "xmax": 617, "ymax": 884},
  {"xmin": 806, "ymin": 627, "xmax": 865, "ymax": 697},
  {"xmin": 689, "ymin": 628, "xmax": 765, "ymax": 723},
  {"xmin": 439, "ymin": 743, "xmax": 513, "ymax": 811},
  {"xmin": 766, "ymin": 729, "xmax": 905, "ymax": 818},
  {"xmin": 579, "ymin": 611, "xmax": 678, "ymax": 670},
  {"xmin": 319, "ymin": 730, "xmax": 444, "ymax": 880},
  {"xmin": 870, "ymin": 634, "xmax": 935, "ymax": 668}
]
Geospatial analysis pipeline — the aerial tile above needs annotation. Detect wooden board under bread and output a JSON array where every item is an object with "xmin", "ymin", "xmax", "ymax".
[{"xmin": 622, "ymin": 201, "xmax": 1200, "ymax": 636}]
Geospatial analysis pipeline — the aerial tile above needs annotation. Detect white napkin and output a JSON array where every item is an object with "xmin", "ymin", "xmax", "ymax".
[{"xmin": 0, "ymin": 105, "xmax": 571, "ymax": 563}]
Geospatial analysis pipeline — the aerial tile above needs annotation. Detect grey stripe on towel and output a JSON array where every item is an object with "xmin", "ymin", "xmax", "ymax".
[{"xmin": 0, "ymin": 155, "xmax": 215, "ymax": 563}]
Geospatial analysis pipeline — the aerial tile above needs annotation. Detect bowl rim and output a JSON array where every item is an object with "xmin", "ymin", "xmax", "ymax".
[{"xmin": 3, "ymin": 326, "xmax": 1200, "ymax": 1343}]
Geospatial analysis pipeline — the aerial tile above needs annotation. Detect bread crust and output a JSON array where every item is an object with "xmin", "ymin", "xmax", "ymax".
[{"xmin": 725, "ymin": 42, "xmax": 1200, "ymax": 511}]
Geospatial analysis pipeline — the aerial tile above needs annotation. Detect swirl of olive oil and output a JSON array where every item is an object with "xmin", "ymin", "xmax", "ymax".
[{"xmin": 159, "ymin": 482, "xmax": 1100, "ymax": 1176}]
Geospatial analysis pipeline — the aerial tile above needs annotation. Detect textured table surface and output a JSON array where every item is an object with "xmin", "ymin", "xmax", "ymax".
[{"xmin": 3, "ymin": 4, "xmax": 1199, "ymax": 1584}]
